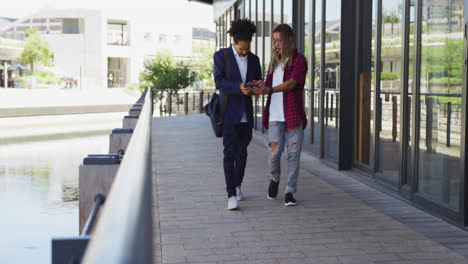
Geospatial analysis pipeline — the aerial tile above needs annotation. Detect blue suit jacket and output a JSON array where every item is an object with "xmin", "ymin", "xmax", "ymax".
[{"xmin": 213, "ymin": 45, "xmax": 262, "ymax": 127}]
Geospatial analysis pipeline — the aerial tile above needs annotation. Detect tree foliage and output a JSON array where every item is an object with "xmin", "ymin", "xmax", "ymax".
[
  {"xmin": 421, "ymin": 38, "xmax": 463, "ymax": 86},
  {"xmin": 191, "ymin": 45, "xmax": 215, "ymax": 87},
  {"xmin": 20, "ymin": 28, "xmax": 53, "ymax": 72},
  {"xmin": 139, "ymin": 50, "xmax": 196, "ymax": 111}
]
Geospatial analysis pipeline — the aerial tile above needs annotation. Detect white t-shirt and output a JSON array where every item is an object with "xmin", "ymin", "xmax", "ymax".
[
  {"xmin": 231, "ymin": 45, "xmax": 248, "ymax": 123},
  {"xmin": 269, "ymin": 62, "xmax": 285, "ymax": 122}
]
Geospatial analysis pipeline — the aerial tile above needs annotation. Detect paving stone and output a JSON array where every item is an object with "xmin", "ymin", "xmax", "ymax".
[{"xmin": 152, "ymin": 115, "xmax": 468, "ymax": 263}]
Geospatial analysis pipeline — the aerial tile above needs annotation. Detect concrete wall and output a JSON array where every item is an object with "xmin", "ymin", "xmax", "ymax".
[{"xmin": 43, "ymin": 34, "xmax": 84, "ymax": 85}]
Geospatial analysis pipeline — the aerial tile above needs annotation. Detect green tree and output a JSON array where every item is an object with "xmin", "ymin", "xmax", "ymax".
[
  {"xmin": 421, "ymin": 38, "xmax": 463, "ymax": 87},
  {"xmin": 383, "ymin": 10, "xmax": 400, "ymax": 35},
  {"xmin": 20, "ymin": 28, "xmax": 53, "ymax": 72},
  {"xmin": 191, "ymin": 45, "xmax": 215, "ymax": 88},
  {"xmin": 140, "ymin": 50, "xmax": 196, "ymax": 113}
]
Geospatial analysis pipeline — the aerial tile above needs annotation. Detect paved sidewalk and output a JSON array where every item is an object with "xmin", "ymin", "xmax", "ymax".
[{"xmin": 152, "ymin": 114, "xmax": 468, "ymax": 264}]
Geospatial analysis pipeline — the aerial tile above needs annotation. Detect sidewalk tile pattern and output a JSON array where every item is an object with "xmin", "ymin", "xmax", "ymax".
[{"xmin": 152, "ymin": 114, "xmax": 468, "ymax": 264}]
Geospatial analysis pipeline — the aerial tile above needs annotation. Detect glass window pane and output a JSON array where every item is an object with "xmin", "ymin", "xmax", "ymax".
[
  {"xmin": 226, "ymin": 13, "xmax": 229, "ymax": 47},
  {"xmin": 406, "ymin": 3, "xmax": 415, "ymax": 185},
  {"xmin": 107, "ymin": 23, "xmax": 128, "ymax": 46},
  {"xmin": 273, "ymin": 0, "xmax": 281, "ymax": 29},
  {"xmin": 250, "ymin": 0, "xmax": 256, "ymax": 54},
  {"xmin": 257, "ymin": 0, "xmax": 264, "ymax": 68},
  {"xmin": 284, "ymin": 0, "xmax": 293, "ymax": 26},
  {"xmin": 312, "ymin": 0, "xmax": 322, "ymax": 153},
  {"xmin": 265, "ymin": 0, "xmax": 272, "ymax": 78},
  {"xmin": 417, "ymin": 0, "xmax": 463, "ymax": 210},
  {"xmin": 305, "ymin": 0, "xmax": 311, "ymax": 88},
  {"xmin": 377, "ymin": 0, "xmax": 403, "ymax": 180},
  {"xmin": 323, "ymin": 0, "xmax": 341, "ymax": 161}
]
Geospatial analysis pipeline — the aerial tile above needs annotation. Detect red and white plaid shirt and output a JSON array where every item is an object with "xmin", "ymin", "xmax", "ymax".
[{"xmin": 262, "ymin": 49, "xmax": 308, "ymax": 130}]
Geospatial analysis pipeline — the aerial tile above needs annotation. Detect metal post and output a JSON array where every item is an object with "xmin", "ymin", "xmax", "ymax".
[
  {"xmin": 199, "ymin": 91, "xmax": 204, "ymax": 113},
  {"xmin": 254, "ymin": 95, "xmax": 258, "ymax": 130},
  {"xmin": 4, "ymin": 62, "xmax": 7, "ymax": 88},
  {"xmin": 261, "ymin": 94, "xmax": 265, "ymax": 133},
  {"xmin": 425, "ymin": 97, "xmax": 433, "ymax": 152},
  {"xmin": 184, "ymin": 92, "xmax": 188, "ymax": 115},
  {"xmin": 325, "ymin": 92, "xmax": 329, "ymax": 126},
  {"xmin": 447, "ymin": 102, "xmax": 451, "ymax": 147},
  {"xmin": 336, "ymin": 93, "xmax": 339, "ymax": 128},
  {"xmin": 81, "ymin": 194, "xmax": 106, "ymax": 236},
  {"xmin": 392, "ymin": 95, "xmax": 397, "ymax": 142},
  {"xmin": 192, "ymin": 92, "xmax": 196, "ymax": 111},
  {"xmin": 168, "ymin": 92, "xmax": 172, "ymax": 116}
]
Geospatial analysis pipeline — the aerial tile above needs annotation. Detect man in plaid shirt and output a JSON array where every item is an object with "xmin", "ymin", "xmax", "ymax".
[{"xmin": 253, "ymin": 24, "xmax": 308, "ymax": 206}]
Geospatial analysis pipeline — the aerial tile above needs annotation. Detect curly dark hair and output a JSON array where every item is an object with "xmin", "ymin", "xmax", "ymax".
[{"xmin": 227, "ymin": 18, "xmax": 256, "ymax": 42}]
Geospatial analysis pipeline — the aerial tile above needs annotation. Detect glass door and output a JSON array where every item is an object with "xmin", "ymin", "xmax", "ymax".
[
  {"xmin": 310, "ymin": 0, "xmax": 322, "ymax": 155},
  {"xmin": 415, "ymin": 0, "xmax": 464, "ymax": 212},
  {"xmin": 375, "ymin": 0, "xmax": 404, "ymax": 184},
  {"xmin": 355, "ymin": 0, "xmax": 376, "ymax": 169}
]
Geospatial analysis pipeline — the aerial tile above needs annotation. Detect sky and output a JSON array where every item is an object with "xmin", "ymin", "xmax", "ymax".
[{"xmin": 0, "ymin": 0, "xmax": 215, "ymax": 31}]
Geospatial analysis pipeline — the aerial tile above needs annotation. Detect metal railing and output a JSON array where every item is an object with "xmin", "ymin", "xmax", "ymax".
[
  {"xmin": 81, "ymin": 194, "xmax": 106, "ymax": 236},
  {"xmin": 82, "ymin": 88, "xmax": 153, "ymax": 263},
  {"xmin": 152, "ymin": 89, "xmax": 215, "ymax": 116}
]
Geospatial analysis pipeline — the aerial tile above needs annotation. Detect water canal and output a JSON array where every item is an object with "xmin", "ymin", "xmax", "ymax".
[{"xmin": 0, "ymin": 112, "xmax": 126, "ymax": 263}]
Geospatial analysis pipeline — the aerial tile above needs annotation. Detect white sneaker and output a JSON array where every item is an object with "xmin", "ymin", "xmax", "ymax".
[
  {"xmin": 228, "ymin": 196, "xmax": 239, "ymax": 210},
  {"xmin": 236, "ymin": 186, "xmax": 243, "ymax": 201}
]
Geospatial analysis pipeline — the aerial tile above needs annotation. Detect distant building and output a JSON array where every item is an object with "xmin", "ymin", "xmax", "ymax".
[
  {"xmin": 192, "ymin": 27, "xmax": 215, "ymax": 53},
  {"xmin": 0, "ymin": 7, "xmax": 195, "ymax": 90}
]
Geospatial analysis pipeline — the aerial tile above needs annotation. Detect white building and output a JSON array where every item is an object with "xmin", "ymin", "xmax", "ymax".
[{"xmin": 0, "ymin": 1, "xmax": 199, "ymax": 90}]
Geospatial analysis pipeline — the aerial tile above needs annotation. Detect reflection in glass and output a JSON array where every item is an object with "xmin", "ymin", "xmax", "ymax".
[
  {"xmin": 311, "ymin": 0, "xmax": 322, "ymax": 153},
  {"xmin": 418, "ymin": 0, "xmax": 463, "ymax": 210},
  {"xmin": 305, "ymin": 0, "xmax": 311, "ymax": 88},
  {"xmin": 323, "ymin": 0, "xmax": 341, "ymax": 161},
  {"xmin": 406, "ymin": 3, "xmax": 415, "ymax": 185},
  {"xmin": 377, "ymin": 0, "xmax": 402, "ymax": 181}
]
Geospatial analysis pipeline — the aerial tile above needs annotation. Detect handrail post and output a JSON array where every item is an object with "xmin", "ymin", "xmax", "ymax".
[
  {"xmin": 199, "ymin": 91, "xmax": 204, "ymax": 113},
  {"xmin": 336, "ymin": 93, "xmax": 339, "ymax": 128},
  {"xmin": 254, "ymin": 95, "xmax": 258, "ymax": 130},
  {"xmin": 261, "ymin": 95, "xmax": 265, "ymax": 133},
  {"xmin": 425, "ymin": 97, "xmax": 433, "ymax": 152},
  {"xmin": 168, "ymin": 91, "xmax": 172, "ymax": 116},
  {"xmin": 192, "ymin": 92, "xmax": 196, "ymax": 111},
  {"xmin": 325, "ymin": 92, "xmax": 329, "ymax": 126},
  {"xmin": 184, "ymin": 92, "xmax": 188, "ymax": 115},
  {"xmin": 392, "ymin": 95, "xmax": 397, "ymax": 142},
  {"xmin": 447, "ymin": 102, "xmax": 451, "ymax": 147}
]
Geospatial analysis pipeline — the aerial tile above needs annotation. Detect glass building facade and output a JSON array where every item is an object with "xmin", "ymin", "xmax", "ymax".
[{"xmin": 213, "ymin": 0, "xmax": 467, "ymax": 226}]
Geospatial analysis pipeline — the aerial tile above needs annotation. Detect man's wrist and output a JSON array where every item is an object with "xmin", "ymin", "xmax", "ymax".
[{"xmin": 268, "ymin": 86, "xmax": 274, "ymax": 96}]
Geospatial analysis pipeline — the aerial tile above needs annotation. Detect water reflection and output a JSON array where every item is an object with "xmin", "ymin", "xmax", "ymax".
[{"xmin": 0, "ymin": 134, "xmax": 111, "ymax": 263}]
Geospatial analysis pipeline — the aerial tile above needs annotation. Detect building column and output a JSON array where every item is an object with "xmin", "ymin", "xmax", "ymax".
[
  {"xmin": 292, "ymin": 0, "xmax": 305, "ymax": 54},
  {"xmin": 338, "ymin": 0, "xmax": 358, "ymax": 170}
]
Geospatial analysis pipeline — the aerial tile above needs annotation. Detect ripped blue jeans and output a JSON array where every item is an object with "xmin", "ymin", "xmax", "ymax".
[{"xmin": 267, "ymin": 121, "xmax": 304, "ymax": 194}]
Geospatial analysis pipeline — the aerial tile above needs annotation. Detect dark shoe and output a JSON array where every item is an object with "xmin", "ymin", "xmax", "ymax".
[
  {"xmin": 285, "ymin": 193, "xmax": 296, "ymax": 206},
  {"xmin": 267, "ymin": 179, "xmax": 279, "ymax": 200}
]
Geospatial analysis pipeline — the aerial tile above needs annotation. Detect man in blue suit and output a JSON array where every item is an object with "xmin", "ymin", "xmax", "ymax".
[{"xmin": 213, "ymin": 19, "xmax": 262, "ymax": 210}]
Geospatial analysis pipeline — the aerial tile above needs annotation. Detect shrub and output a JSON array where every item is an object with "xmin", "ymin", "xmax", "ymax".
[{"xmin": 380, "ymin": 72, "xmax": 398, "ymax": 81}]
